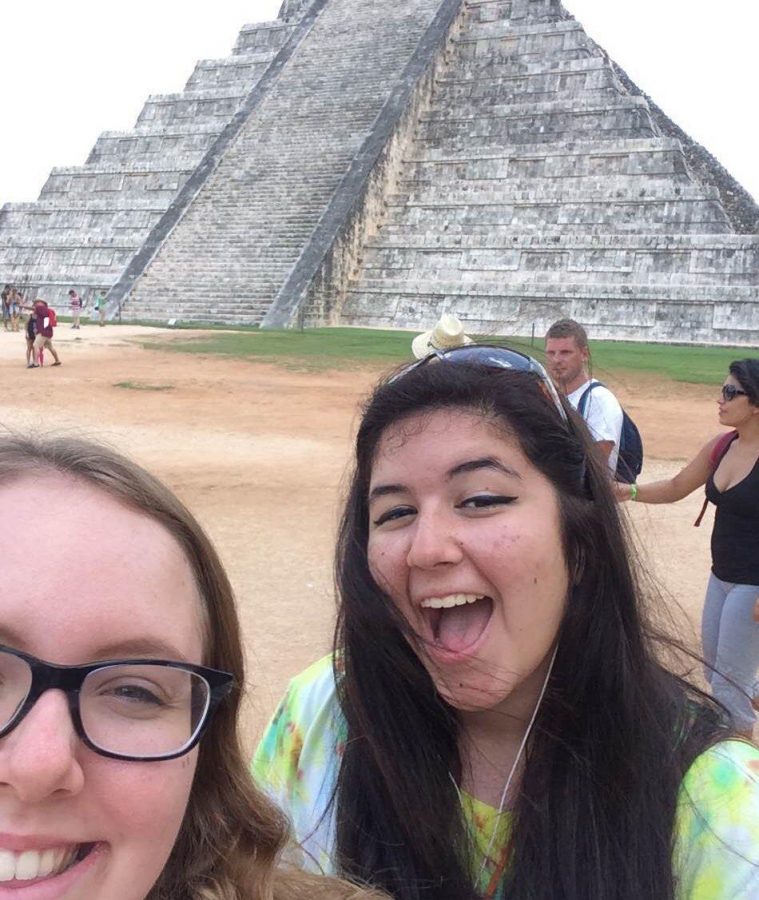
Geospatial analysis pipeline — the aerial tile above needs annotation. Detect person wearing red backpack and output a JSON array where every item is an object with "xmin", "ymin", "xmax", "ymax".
[
  {"xmin": 31, "ymin": 299, "xmax": 61, "ymax": 367},
  {"xmin": 617, "ymin": 358, "xmax": 759, "ymax": 737}
]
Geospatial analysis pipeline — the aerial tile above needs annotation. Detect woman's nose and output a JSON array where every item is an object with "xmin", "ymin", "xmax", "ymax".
[
  {"xmin": 0, "ymin": 691, "xmax": 85, "ymax": 803},
  {"xmin": 406, "ymin": 511, "xmax": 464, "ymax": 570}
]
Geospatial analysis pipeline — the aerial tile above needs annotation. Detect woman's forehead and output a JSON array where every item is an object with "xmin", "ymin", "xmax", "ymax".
[
  {"xmin": 370, "ymin": 409, "xmax": 522, "ymax": 479},
  {"xmin": 0, "ymin": 473, "xmax": 206, "ymax": 665}
]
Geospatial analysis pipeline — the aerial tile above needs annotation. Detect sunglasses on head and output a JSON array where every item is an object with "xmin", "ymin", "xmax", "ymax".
[
  {"xmin": 395, "ymin": 344, "xmax": 569, "ymax": 427},
  {"xmin": 721, "ymin": 384, "xmax": 747, "ymax": 402}
]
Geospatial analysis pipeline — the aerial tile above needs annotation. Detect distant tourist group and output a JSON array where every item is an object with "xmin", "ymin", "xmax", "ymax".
[{"xmin": 2, "ymin": 284, "xmax": 109, "ymax": 369}]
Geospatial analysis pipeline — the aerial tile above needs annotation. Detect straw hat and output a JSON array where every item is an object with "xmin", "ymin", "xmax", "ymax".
[{"xmin": 411, "ymin": 314, "xmax": 473, "ymax": 360}]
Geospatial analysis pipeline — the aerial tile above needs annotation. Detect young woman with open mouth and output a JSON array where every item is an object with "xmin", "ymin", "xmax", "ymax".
[
  {"xmin": 254, "ymin": 347, "xmax": 759, "ymax": 900},
  {"xmin": 0, "ymin": 436, "xmax": 386, "ymax": 900}
]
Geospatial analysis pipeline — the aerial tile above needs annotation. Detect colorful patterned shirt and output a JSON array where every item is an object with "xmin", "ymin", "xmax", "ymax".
[{"xmin": 252, "ymin": 655, "xmax": 759, "ymax": 898}]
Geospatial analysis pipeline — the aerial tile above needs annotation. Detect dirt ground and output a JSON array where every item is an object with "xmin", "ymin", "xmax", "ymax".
[{"xmin": 0, "ymin": 324, "xmax": 727, "ymax": 750}]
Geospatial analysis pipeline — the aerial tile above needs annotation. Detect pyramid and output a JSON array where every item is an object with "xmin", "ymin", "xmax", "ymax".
[{"xmin": 1, "ymin": 0, "xmax": 757, "ymax": 344}]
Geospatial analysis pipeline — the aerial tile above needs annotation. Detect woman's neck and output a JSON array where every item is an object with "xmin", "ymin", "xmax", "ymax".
[
  {"xmin": 735, "ymin": 415, "xmax": 759, "ymax": 447},
  {"xmin": 456, "ymin": 659, "xmax": 551, "ymax": 808}
]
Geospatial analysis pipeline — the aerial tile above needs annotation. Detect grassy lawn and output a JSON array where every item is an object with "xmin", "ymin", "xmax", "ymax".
[{"xmin": 141, "ymin": 327, "xmax": 751, "ymax": 384}]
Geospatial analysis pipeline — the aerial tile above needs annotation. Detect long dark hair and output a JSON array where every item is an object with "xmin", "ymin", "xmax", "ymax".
[
  {"xmin": 730, "ymin": 358, "xmax": 759, "ymax": 405},
  {"xmin": 333, "ymin": 360, "xmax": 730, "ymax": 900}
]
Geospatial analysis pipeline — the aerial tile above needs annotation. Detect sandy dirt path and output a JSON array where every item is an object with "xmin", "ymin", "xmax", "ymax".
[{"xmin": 0, "ymin": 324, "xmax": 729, "ymax": 748}]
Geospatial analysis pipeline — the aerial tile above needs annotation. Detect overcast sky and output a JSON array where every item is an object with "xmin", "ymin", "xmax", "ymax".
[{"xmin": 1, "ymin": 1, "xmax": 756, "ymax": 204}]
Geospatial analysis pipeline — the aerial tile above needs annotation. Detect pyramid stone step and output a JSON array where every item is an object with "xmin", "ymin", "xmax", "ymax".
[
  {"xmin": 435, "ymin": 63, "xmax": 619, "ymax": 104},
  {"xmin": 184, "ymin": 53, "xmax": 277, "ymax": 91},
  {"xmin": 341, "ymin": 282, "xmax": 758, "ymax": 345},
  {"xmin": 232, "ymin": 21, "xmax": 296, "ymax": 55},
  {"xmin": 464, "ymin": 0, "xmax": 513, "ymax": 24},
  {"xmin": 360, "ymin": 242, "xmax": 758, "ymax": 285},
  {"xmin": 395, "ymin": 180, "xmax": 714, "ymax": 204},
  {"xmin": 421, "ymin": 97, "xmax": 656, "ymax": 146},
  {"xmin": 136, "ymin": 91, "xmax": 246, "ymax": 128},
  {"xmin": 403, "ymin": 139, "xmax": 689, "ymax": 180}
]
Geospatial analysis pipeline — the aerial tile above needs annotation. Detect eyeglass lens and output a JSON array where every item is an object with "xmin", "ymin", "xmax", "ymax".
[
  {"xmin": 721, "ymin": 385, "xmax": 745, "ymax": 401},
  {"xmin": 0, "ymin": 650, "xmax": 211, "ymax": 759}
]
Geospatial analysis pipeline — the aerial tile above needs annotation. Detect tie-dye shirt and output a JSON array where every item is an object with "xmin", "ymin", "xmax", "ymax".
[{"xmin": 252, "ymin": 655, "xmax": 759, "ymax": 898}]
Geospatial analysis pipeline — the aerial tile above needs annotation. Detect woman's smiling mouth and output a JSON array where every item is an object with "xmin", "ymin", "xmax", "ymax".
[
  {"xmin": 0, "ymin": 843, "xmax": 96, "ymax": 885},
  {"xmin": 420, "ymin": 594, "xmax": 494, "ymax": 655}
]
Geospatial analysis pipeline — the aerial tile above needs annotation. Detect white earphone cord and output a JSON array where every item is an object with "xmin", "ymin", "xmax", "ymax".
[{"xmin": 477, "ymin": 642, "xmax": 559, "ymax": 885}]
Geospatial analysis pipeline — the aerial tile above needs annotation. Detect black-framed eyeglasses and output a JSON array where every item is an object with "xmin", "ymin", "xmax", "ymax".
[
  {"xmin": 395, "ymin": 344, "xmax": 569, "ymax": 427},
  {"xmin": 0, "ymin": 645, "xmax": 233, "ymax": 762},
  {"xmin": 721, "ymin": 384, "xmax": 747, "ymax": 402}
]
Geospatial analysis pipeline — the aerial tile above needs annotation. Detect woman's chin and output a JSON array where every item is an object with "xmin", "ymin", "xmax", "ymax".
[{"xmin": 432, "ymin": 674, "xmax": 513, "ymax": 713}]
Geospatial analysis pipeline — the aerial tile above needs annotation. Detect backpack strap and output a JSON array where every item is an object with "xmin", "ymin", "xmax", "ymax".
[
  {"xmin": 577, "ymin": 380, "xmax": 602, "ymax": 417},
  {"xmin": 693, "ymin": 431, "xmax": 739, "ymax": 527}
]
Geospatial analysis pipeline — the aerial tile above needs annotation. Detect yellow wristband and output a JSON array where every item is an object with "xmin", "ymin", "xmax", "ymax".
[{"xmin": 629, "ymin": 483, "xmax": 638, "ymax": 501}]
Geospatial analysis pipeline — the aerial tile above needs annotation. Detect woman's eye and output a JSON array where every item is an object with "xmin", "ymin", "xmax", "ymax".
[
  {"xmin": 372, "ymin": 505, "xmax": 416, "ymax": 527},
  {"xmin": 107, "ymin": 685, "xmax": 167, "ymax": 707},
  {"xmin": 458, "ymin": 494, "xmax": 515, "ymax": 510}
]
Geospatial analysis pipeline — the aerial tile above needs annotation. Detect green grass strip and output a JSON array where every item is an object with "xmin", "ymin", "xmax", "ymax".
[{"xmin": 140, "ymin": 327, "xmax": 753, "ymax": 384}]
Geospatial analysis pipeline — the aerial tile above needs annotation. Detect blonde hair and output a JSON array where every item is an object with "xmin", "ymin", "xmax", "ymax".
[{"xmin": 0, "ymin": 435, "xmax": 385, "ymax": 900}]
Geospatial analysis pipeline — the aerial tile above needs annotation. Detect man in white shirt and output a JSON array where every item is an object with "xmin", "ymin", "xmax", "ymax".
[{"xmin": 545, "ymin": 318, "xmax": 623, "ymax": 474}]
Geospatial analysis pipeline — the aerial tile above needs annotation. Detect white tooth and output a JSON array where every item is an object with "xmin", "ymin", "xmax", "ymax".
[
  {"xmin": 422, "ymin": 593, "xmax": 484, "ymax": 609},
  {"xmin": 16, "ymin": 850, "xmax": 42, "ymax": 881},
  {"xmin": 0, "ymin": 850, "xmax": 15, "ymax": 882},
  {"xmin": 56, "ymin": 847, "xmax": 78, "ymax": 876},
  {"xmin": 38, "ymin": 848, "xmax": 56, "ymax": 878}
]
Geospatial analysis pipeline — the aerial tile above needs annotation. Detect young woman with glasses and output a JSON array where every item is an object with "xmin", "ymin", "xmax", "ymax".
[
  {"xmin": 615, "ymin": 358, "xmax": 759, "ymax": 738},
  {"xmin": 0, "ymin": 436, "xmax": 386, "ymax": 900},
  {"xmin": 254, "ymin": 347, "xmax": 758, "ymax": 900}
]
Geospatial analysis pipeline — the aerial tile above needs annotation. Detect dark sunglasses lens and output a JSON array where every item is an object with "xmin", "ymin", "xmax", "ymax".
[
  {"xmin": 439, "ymin": 346, "xmax": 531, "ymax": 371},
  {"xmin": 722, "ymin": 385, "xmax": 742, "ymax": 401}
]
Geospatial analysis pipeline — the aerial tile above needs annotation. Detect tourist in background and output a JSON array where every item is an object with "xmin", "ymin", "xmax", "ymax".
[
  {"xmin": 93, "ymin": 288, "xmax": 108, "ymax": 326},
  {"xmin": 255, "ymin": 347, "xmax": 758, "ymax": 899},
  {"xmin": 545, "ymin": 318, "xmax": 623, "ymax": 476},
  {"xmin": 0, "ymin": 435, "xmax": 386, "ymax": 900},
  {"xmin": 68, "ymin": 288, "xmax": 83, "ymax": 329},
  {"xmin": 24, "ymin": 306, "xmax": 38, "ymax": 367},
  {"xmin": 9, "ymin": 286, "xmax": 21, "ymax": 332},
  {"xmin": 32, "ymin": 298, "xmax": 61, "ymax": 367},
  {"xmin": 1, "ymin": 283, "xmax": 11, "ymax": 332},
  {"xmin": 617, "ymin": 358, "xmax": 759, "ymax": 738}
]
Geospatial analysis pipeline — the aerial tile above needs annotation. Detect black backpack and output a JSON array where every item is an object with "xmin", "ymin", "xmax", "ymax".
[{"xmin": 578, "ymin": 381, "xmax": 643, "ymax": 484}]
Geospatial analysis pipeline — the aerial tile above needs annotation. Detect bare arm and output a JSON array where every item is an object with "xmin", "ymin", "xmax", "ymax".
[
  {"xmin": 615, "ymin": 435, "xmax": 721, "ymax": 504},
  {"xmin": 594, "ymin": 439, "xmax": 614, "ymax": 466}
]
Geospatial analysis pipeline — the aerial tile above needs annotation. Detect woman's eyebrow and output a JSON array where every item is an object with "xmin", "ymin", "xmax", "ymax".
[
  {"xmin": 448, "ymin": 457, "xmax": 521, "ymax": 480},
  {"xmin": 368, "ymin": 483, "xmax": 407, "ymax": 503}
]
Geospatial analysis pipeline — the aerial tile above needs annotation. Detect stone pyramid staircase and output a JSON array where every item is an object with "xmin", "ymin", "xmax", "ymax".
[
  {"xmin": 121, "ymin": 0, "xmax": 452, "ymax": 324},
  {"xmin": 338, "ymin": 0, "xmax": 758, "ymax": 344},
  {"xmin": 0, "ymin": 15, "xmax": 299, "ymax": 308}
]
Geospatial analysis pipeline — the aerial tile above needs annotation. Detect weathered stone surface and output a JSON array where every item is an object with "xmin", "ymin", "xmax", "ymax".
[
  {"xmin": 0, "ymin": 0, "xmax": 755, "ymax": 342},
  {"xmin": 336, "ymin": 0, "xmax": 759, "ymax": 343},
  {"xmin": 0, "ymin": 16, "xmax": 291, "ymax": 306},
  {"xmin": 123, "ymin": 0, "xmax": 449, "ymax": 325}
]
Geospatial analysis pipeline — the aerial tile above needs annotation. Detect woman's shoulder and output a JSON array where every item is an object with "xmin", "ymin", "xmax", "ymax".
[
  {"xmin": 253, "ymin": 655, "xmax": 344, "ymax": 782},
  {"xmin": 675, "ymin": 739, "xmax": 759, "ymax": 897},
  {"xmin": 283, "ymin": 653, "xmax": 340, "ymax": 714},
  {"xmin": 682, "ymin": 738, "xmax": 759, "ymax": 794}
]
